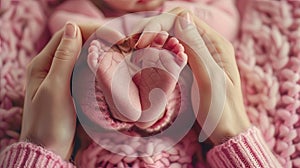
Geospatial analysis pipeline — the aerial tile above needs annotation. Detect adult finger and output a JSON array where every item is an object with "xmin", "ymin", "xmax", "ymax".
[
  {"xmin": 174, "ymin": 12, "xmax": 222, "ymax": 86},
  {"xmin": 131, "ymin": 7, "xmax": 186, "ymax": 49},
  {"xmin": 47, "ymin": 22, "xmax": 82, "ymax": 84},
  {"xmin": 189, "ymin": 13, "xmax": 239, "ymax": 84},
  {"xmin": 27, "ymin": 29, "xmax": 64, "ymax": 76},
  {"xmin": 135, "ymin": 13, "xmax": 177, "ymax": 49},
  {"xmin": 174, "ymin": 12, "xmax": 227, "ymax": 143},
  {"xmin": 94, "ymin": 25, "xmax": 126, "ymax": 45},
  {"xmin": 129, "ymin": 7, "xmax": 184, "ymax": 35},
  {"xmin": 25, "ymin": 29, "xmax": 64, "ymax": 98},
  {"xmin": 77, "ymin": 23, "xmax": 101, "ymax": 42}
]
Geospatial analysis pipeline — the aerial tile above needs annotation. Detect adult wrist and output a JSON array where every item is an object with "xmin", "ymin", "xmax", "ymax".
[
  {"xmin": 210, "ymin": 121, "xmax": 251, "ymax": 145},
  {"xmin": 20, "ymin": 134, "xmax": 73, "ymax": 161}
]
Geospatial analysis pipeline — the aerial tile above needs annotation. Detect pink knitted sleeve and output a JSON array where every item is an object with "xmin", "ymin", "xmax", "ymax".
[
  {"xmin": 0, "ymin": 142, "xmax": 75, "ymax": 168},
  {"xmin": 207, "ymin": 126, "xmax": 282, "ymax": 168}
]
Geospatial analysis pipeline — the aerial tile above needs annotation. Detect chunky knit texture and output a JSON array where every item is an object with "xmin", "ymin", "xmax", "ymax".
[
  {"xmin": 0, "ymin": 127, "xmax": 281, "ymax": 168},
  {"xmin": 235, "ymin": 1, "xmax": 300, "ymax": 167},
  {"xmin": 1, "ymin": 0, "xmax": 300, "ymax": 167}
]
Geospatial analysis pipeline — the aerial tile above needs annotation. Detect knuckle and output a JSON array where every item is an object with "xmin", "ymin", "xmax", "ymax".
[
  {"xmin": 55, "ymin": 49, "xmax": 74, "ymax": 60},
  {"xmin": 55, "ymin": 46, "xmax": 77, "ymax": 61}
]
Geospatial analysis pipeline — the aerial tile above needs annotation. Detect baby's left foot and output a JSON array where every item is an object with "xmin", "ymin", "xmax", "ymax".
[{"xmin": 132, "ymin": 32, "xmax": 188, "ymax": 128}]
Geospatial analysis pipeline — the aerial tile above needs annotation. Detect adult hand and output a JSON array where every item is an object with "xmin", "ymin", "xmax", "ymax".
[
  {"xmin": 132, "ymin": 8, "xmax": 251, "ymax": 145},
  {"xmin": 173, "ymin": 11, "xmax": 251, "ymax": 145},
  {"xmin": 20, "ymin": 22, "xmax": 125, "ymax": 160},
  {"xmin": 20, "ymin": 22, "xmax": 82, "ymax": 160},
  {"xmin": 130, "ymin": 7, "xmax": 185, "ymax": 48}
]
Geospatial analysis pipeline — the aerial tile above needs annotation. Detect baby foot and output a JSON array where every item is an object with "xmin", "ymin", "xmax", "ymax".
[
  {"xmin": 87, "ymin": 40, "xmax": 141, "ymax": 122},
  {"xmin": 132, "ymin": 32, "xmax": 188, "ymax": 128}
]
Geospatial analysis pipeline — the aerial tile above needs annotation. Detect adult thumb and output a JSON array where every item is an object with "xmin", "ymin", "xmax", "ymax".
[{"xmin": 48, "ymin": 22, "xmax": 82, "ymax": 83}]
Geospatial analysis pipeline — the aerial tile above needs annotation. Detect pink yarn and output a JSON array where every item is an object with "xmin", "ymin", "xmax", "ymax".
[
  {"xmin": 235, "ymin": 1, "xmax": 300, "ymax": 167},
  {"xmin": 76, "ymin": 129, "xmax": 203, "ymax": 168},
  {"xmin": 1, "ymin": 0, "xmax": 300, "ymax": 167},
  {"xmin": 0, "ymin": 0, "xmax": 49, "ymax": 151},
  {"xmin": 0, "ymin": 108, "xmax": 21, "ymax": 150}
]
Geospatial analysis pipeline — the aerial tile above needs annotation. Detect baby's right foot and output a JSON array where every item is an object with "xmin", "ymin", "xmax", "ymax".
[{"xmin": 87, "ymin": 40, "xmax": 141, "ymax": 122}]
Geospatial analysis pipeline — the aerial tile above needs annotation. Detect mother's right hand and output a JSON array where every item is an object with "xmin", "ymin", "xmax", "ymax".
[{"xmin": 173, "ymin": 11, "xmax": 251, "ymax": 145}]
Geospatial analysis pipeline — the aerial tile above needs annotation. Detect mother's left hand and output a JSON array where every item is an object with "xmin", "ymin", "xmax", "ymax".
[{"xmin": 20, "ymin": 21, "xmax": 126, "ymax": 160}]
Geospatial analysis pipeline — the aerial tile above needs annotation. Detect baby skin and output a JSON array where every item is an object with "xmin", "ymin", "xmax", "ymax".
[{"xmin": 87, "ymin": 32, "xmax": 187, "ymax": 129}]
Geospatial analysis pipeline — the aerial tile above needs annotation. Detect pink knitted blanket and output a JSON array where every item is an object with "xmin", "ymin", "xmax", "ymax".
[
  {"xmin": 0, "ymin": 0, "xmax": 299, "ymax": 167},
  {"xmin": 235, "ymin": 1, "xmax": 300, "ymax": 167}
]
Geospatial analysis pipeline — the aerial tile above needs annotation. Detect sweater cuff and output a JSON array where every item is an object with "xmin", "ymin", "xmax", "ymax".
[
  {"xmin": 0, "ymin": 142, "xmax": 75, "ymax": 168},
  {"xmin": 207, "ymin": 126, "xmax": 282, "ymax": 168}
]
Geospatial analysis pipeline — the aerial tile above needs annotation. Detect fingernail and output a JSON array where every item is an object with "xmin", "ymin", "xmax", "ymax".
[
  {"xmin": 64, "ymin": 22, "xmax": 77, "ymax": 38},
  {"xmin": 181, "ymin": 12, "xmax": 193, "ymax": 29}
]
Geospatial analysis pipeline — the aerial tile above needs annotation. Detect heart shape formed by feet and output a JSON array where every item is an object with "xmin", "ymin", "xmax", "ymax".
[{"xmin": 82, "ymin": 31, "xmax": 189, "ymax": 133}]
